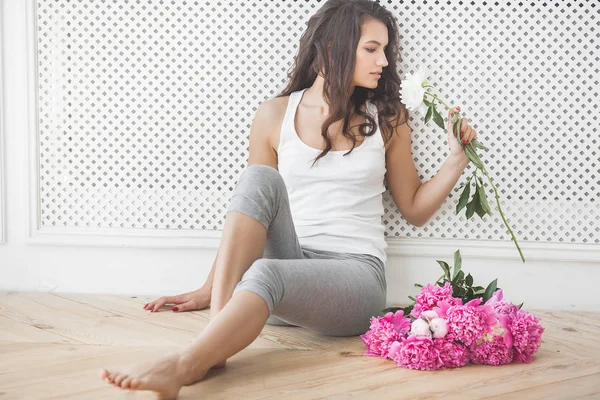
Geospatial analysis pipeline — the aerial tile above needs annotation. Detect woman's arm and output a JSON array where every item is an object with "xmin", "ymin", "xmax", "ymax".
[
  {"xmin": 384, "ymin": 111, "xmax": 470, "ymax": 227},
  {"xmin": 410, "ymin": 154, "xmax": 469, "ymax": 227}
]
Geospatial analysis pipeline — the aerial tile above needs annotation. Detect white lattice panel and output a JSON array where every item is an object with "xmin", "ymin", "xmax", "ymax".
[{"xmin": 36, "ymin": 0, "xmax": 599, "ymax": 245}]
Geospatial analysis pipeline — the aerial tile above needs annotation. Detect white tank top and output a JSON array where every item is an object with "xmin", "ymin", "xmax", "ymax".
[{"xmin": 277, "ymin": 88, "xmax": 388, "ymax": 265}]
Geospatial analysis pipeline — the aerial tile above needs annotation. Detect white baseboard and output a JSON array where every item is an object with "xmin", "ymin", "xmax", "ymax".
[{"xmin": 26, "ymin": 227, "xmax": 600, "ymax": 263}]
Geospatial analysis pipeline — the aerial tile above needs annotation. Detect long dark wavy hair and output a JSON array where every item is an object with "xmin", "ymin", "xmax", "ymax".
[{"xmin": 276, "ymin": 0, "xmax": 409, "ymax": 167}]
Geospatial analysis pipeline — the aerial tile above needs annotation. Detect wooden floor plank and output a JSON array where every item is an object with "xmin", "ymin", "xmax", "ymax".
[
  {"xmin": 484, "ymin": 372, "xmax": 600, "ymax": 399},
  {"xmin": 0, "ymin": 314, "xmax": 80, "ymax": 344},
  {"xmin": 0, "ymin": 292, "xmax": 598, "ymax": 400},
  {"xmin": 0, "ymin": 293, "xmax": 214, "ymax": 347},
  {"xmin": 0, "ymin": 345, "xmax": 173, "ymax": 399}
]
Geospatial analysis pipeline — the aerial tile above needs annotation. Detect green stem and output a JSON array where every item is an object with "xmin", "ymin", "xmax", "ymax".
[
  {"xmin": 476, "ymin": 164, "xmax": 526, "ymax": 263},
  {"xmin": 423, "ymin": 91, "xmax": 454, "ymax": 111},
  {"xmin": 424, "ymin": 90, "xmax": 525, "ymax": 263},
  {"xmin": 435, "ymin": 273, "xmax": 445, "ymax": 283}
]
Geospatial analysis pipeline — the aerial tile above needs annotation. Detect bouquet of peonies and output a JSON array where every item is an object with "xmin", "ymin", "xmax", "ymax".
[{"xmin": 360, "ymin": 250, "xmax": 544, "ymax": 370}]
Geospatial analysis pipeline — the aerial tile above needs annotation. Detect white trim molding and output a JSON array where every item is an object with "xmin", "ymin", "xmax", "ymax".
[
  {"xmin": 0, "ymin": 0, "xmax": 6, "ymax": 244},
  {"xmin": 23, "ymin": 0, "xmax": 600, "ymax": 265},
  {"xmin": 26, "ymin": 0, "xmax": 40, "ymax": 248},
  {"xmin": 23, "ymin": 225, "xmax": 600, "ymax": 263}
]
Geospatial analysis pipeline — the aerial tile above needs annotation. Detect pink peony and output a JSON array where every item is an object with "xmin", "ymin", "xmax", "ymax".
[
  {"xmin": 486, "ymin": 289, "xmax": 520, "ymax": 321},
  {"xmin": 445, "ymin": 298, "xmax": 497, "ymax": 347},
  {"xmin": 432, "ymin": 298, "xmax": 460, "ymax": 319},
  {"xmin": 471, "ymin": 335, "xmax": 514, "ymax": 366},
  {"xmin": 361, "ymin": 310, "xmax": 411, "ymax": 358},
  {"xmin": 433, "ymin": 334, "xmax": 470, "ymax": 368},
  {"xmin": 493, "ymin": 302, "xmax": 520, "ymax": 321},
  {"xmin": 390, "ymin": 335, "xmax": 444, "ymax": 370},
  {"xmin": 411, "ymin": 282, "xmax": 462, "ymax": 319},
  {"xmin": 510, "ymin": 309, "xmax": 545, "ymax": 363}
]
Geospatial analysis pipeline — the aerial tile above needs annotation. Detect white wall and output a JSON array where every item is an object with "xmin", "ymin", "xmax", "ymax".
[{"xmin": 0, "ymin": 0, "xmax": 598, "ymax": 311}]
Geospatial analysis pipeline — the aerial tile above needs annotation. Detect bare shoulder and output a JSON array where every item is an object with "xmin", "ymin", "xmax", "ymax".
[
  {"xmin": 383, "ymin": 106, "xmax": 411, "ymax": 153},
  {"xmin": 257, "ymin": 96, "xmax": 289, "ymax": 153}
]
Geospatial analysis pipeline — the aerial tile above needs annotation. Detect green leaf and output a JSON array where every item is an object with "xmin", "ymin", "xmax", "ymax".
[
  {"xmin": 453, "ymin": 118, "xmax": 462, "ymax": 141},
  {"xmin": 432, "ymin": 107, "xmax": 445, "ymax": 130},
  {"xmin": 476, "ymin": 183, "xmax": 493, "ymax": 216},
  {"xmin": 452, "ymin": 250, "xmax": 462, "ymax": 280},
  {"xmin": 474, "ymin": 191, "xmax": 488, "ymax": 219},
  {"xmin": 456, "ymin": 182, "xmax": 471, "ymax": 214},
  {"xmin": 414, "ymin": 283, "xmax": 424, "ymax": 288},
  {"xmin": 518, "ymin": 302, "xmax": 524, "ymax": 309},
  {"xmin": 465, "ymin": 187, "xmax": 480, "ymax": 220},
  {"xmin": 425, "ymin": 106, "xmax": 433, "ymax": 125},
  {"xmin": 436, "ymin": 260, "xmax": 451, "ymax": 281},
  {"xmin": 452, "ymin": 270, "xmax": 464, "ymax": 285},
  {"xmin": 466, "ymin": 287, "xmax": 474, "ymax": 298},
  {"xmin": 472, "ymin": 286, "xmax": 485, "ymax": 291},
  {"xmin": 408, "ymin": 295, "xmax": 416, "ymax": 302},
  {"xmin": 423, "ymin": 99, "xmax": 433, "ymax": 107},
  {"xmin": 471, "ymin": 139, "xmax": 489, "ymax": 151},
  {"xmin": 482, "ymin": 278, "xmax": 498, "ymax": 304},
  {"xmin": 452, "ymin": 285, "xmax": 461, "ymax": 297},
  {"xmin": 465, "ymin": 273, "xmax": 473, "ymax": 287},
  {"xmin": 464, "ymin": 145, "xmax": 485, "ymax": 170}
]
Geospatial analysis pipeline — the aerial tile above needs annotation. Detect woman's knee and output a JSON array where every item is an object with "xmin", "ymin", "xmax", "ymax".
[
  {"xmin": 239, "ymin": 164, "xmax": 286, "ymax": 193},
  {"xmin": 230, "ymin": 165, "xmax": 286, "ymax": 211},
  {"xmin": 227, "ymin": 165, "xmax": 287, "ymax": 224},
  {"xmin": 236, "ymin": 259, "xmax": 285, "ymax": 303}
]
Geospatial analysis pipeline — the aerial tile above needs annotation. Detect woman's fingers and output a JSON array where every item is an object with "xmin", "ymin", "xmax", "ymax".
[
  {"xmin": 171, "ymin": 300, "xmax": 198, "ymax": 312},
  {"xmin": 143, "ymin": 294, "xmax": 189, "ymax": 312},
  {"xmin": 460, "ymin": 126, "xmax": 478, "ymax": 145}
]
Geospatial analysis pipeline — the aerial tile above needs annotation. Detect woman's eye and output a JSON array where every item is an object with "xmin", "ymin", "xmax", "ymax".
[{"xmin": 367, "ymin": 48, "xmax": 376, "ymax": 53}]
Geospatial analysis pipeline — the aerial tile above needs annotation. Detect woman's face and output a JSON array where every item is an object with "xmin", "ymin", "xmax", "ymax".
[{"xmin": 353, "ymin": 18, "xmax": 389, "ymax": 88}]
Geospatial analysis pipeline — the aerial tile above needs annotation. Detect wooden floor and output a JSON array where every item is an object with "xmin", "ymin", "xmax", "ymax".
[{"xmin": 1, "ymin": 291, "xmax": 599, "ymax": 399}]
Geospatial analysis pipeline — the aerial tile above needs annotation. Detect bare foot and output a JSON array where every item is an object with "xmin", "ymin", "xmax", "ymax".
[{"xmin": 100, "ymin": 352, "xmax": 209, "ymax": 399}]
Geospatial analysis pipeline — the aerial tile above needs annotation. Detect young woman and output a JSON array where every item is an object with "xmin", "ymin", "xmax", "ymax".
[{"xmin": 100, "ymin": 0, "xmax": 478, "ymax": 397}]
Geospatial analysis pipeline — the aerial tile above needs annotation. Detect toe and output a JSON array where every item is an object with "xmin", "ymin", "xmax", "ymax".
[
  {"xmin": 109, "ymin": 371, "xmax": 119, "ymax": 383},
  {"xmin": 114, "ymin": 374, "xmax": 127, "ymax": 387},
  {"xmin": 121, "ymin": 377, "xmax": 133, "ymax": 389},
  {"xmin": 100, "ymin": 369, "xmax": 109, "ymax": 380},
  {"xmin": 130, "ymin": 378, "xmax": 140, "ymax": 389}
]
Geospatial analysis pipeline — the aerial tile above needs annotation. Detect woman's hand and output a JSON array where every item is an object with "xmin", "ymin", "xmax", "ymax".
[
  {"xmin": 143, "ymin": 286, "xmax": 211, "ymax": 313},
  {"xmin": 447, "ymin": 107, "xmax": 478, "ymax": 160}
]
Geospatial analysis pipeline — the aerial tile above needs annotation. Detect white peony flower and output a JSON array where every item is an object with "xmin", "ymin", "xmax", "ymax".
[
  {"xmin": 410, "ymin": 318, "xmax": 432, "ymax": 338},
  {"xmin": 420, "ymin": 310, "xmax": 438, "ymax": 322},
  {"xmin": 430, "ymin": 318, "xmax": 448, "ymax": 339},
  {"xmin": 400, "ymin": 64, "xmax": 430, "ymax": 115}
]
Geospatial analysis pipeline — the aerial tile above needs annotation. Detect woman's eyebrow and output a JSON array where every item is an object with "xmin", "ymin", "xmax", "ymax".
[{"xmin": 364, "ymin": 40, "xmax": 388, "ymax": 47}]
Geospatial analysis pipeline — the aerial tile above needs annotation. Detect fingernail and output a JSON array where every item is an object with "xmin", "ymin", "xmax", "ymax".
[
  {"xmin": 172, "ymin": 307, "xmax": 178, "ymax": 312},
  {"xmin": 143, "ymin": 303, "xmax": 148, "ymax": 308}
]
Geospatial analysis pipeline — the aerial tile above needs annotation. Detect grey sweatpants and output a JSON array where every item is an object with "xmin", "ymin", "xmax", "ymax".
[{"xmin": 226, "ymin": 164, "xmax": 387, "ymax": 337}]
